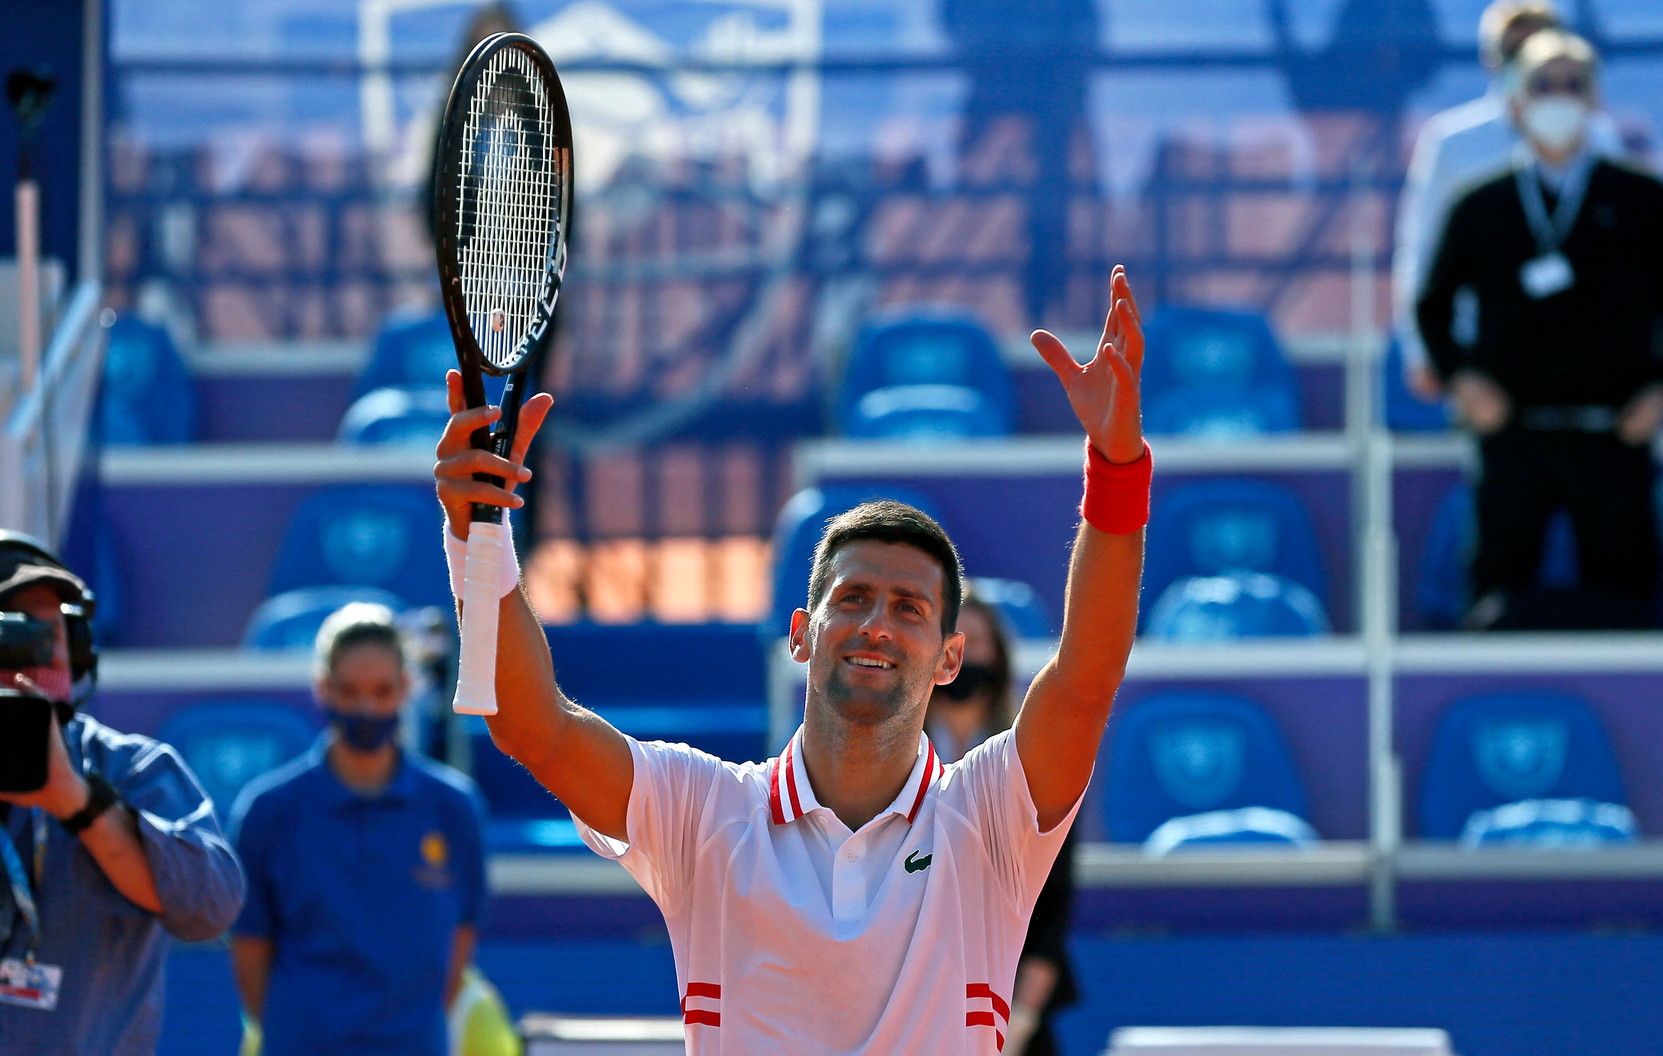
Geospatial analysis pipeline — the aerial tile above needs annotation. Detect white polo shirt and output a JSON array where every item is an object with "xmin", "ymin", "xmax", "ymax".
[{"xmin": 575, "ymin": 725, "xmax": 1080, "ymax": 1054}]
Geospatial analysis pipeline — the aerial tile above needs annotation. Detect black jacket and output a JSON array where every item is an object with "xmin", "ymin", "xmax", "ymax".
[{"xmin": 1416, "ymin": 156, "xmax": 1663, "ymax": 409}]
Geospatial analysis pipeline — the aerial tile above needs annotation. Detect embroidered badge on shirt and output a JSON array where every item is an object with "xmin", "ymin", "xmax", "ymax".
[
  {"xmin": 413, "ymin": 831, "xmax": 454, "ymax": 890},
  {"xmin": 904, "ymin": 849, "xmax": 932, "ymax": 874}
]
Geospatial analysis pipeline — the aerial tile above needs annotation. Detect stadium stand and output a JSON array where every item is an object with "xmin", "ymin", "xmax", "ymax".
[
  {"xmin": 157, "ymin": 699, "xmax": 320, "ymax": 821},
  {"xmin": 242, "ymin": 584, "xmax": 411, "ymax": 651},
  {"xmin": 266, "ymin": 483, "xmax": 451, "ymax": 609},
  {"xmin": 835, "ymin": 310, "xmax": 1015, "ymax": 439},
  {"xmin": 98, "ymin": 315, "xmax": 198, "ymax": 446},
  {"xmin": 1144, "ymin": 569, "xmax": 1331, "ymax": 641},
  {"xmin": 1104, "ymin": 691, "xmax": 1316, "ymax": 850},
  {"xmin": 967, "ymin": 574, "xmax": 1055, "ymax": 639},
  {"xmin": 1139, "ymin": 306, "xmax": 1301, "ymax": 437},
  {"xmin": 1417, "ymin": 691, "xmax": 1633, "ymax": 844},
  {"xmin": 1142, "ymin": 478, "xmax": 1328, "ymax": 630},
  {"xmin": 337, "ymin": 384, "xmax": 456, "ymax": 447}
]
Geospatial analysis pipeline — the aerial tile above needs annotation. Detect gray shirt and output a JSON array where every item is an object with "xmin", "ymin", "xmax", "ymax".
[{"xmin": 0, "ymin": 714, "xmax": 245, "ymax": 1054}]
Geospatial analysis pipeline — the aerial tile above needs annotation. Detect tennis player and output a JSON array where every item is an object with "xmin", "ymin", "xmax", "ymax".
[{"xmin": 433, "ymin": 265, "xmax": 1149, "ymax": 1053}]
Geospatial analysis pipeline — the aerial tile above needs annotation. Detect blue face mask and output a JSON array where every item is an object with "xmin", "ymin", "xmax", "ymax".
[{"xmin": 324, "ymin": 708, "xmax": 401, "ymax": 753}]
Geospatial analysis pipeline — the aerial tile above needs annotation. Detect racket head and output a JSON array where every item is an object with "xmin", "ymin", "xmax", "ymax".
[{"xmin": 432, "ymin": 32, "xmax": 574, "ymax": 384}]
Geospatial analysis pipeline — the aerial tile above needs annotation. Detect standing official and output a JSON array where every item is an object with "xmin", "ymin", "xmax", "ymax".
[
  {"xmin": 1417, "ymin": 31, "xmax": 1663, "ymax": 628},
  {"xmin": 230, "ymin": 603, "xmax": 487, "ymax": 1056},
  {"xmin": 1393, "ymin": 1, "xmax": 1620, "ymax": 400}
]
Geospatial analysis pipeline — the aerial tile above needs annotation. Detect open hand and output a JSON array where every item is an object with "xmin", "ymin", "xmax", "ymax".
[
  {"xmin": 1030, "ymin": 264, "xmax": 1145, "ymax": 463},
  {"xmin": 433, "ymin": 370, "xmax": 554, "ymax": 540}
]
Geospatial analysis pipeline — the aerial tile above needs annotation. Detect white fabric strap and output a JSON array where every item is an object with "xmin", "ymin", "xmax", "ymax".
[{"xmin": 445, "ymin": 524, "xmax": 522, "ymax": 600}]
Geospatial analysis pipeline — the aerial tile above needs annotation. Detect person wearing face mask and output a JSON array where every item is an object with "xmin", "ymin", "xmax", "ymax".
[
  {"xmin": 228, "ymin": 603, "xmax": 488, "ymax": 1056},
  {"xmin": 0, "ymin": 532, "xmax": 244, "ymax": 1053},
  {"xmin": 1416, "ymin": 30, "xmax": 1663, "ymax": 630},
  {"xmin": 926, "ymin": 592, "xmax": 1076, "ymax": 1056},
  {"xmin": 1392, "ymin": 2, "xmax": 1624, "ymax": 402}
]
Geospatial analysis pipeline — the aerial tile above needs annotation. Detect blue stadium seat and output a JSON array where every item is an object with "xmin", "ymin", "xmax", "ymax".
[
  {"xmin": 1460, "ymin": 798, "xmax": 1638, "ymax": 848},
  {"xmin": 844, "ymin": 384, "xmax": 1008, "ymax": 440},
  {"xmin": 158, "ymin": 700, "xmax": 319, "ymax": 821},
  {"xmin": 1139, "ymin": 306, "xmax": 1300, "ymax": 437},
  {"xmin": 98, "ymin": 316, "xmax": 197, "ymax": 446},
  {"xmin": 354, "ymin": 309, "xmax": 503, "ymax": 404},
  {"xmin": 1143, "ymin": 806, "xmax": 1319, "ymax": 855},
  {"xmin": 1381, "ymin": 337, "xmax": 1451, "ymax": 433},
  {"xmin": 764, "ymin": 484, "xmax": 947, "ymax": 641},
  {"xmin": 1142, "ymin": 478, "xmax": 1327, "ymax": 630},
  {"xmin": 242, "ymin": 585, "xmax": 411, "ymax": 652},
  {"xmin": 1104, "ymin": 691, "xmax": 1314, "ymax": 848},
  {"xmin": 1417, "ymin": 691, "xmax": 1631, "ymax": 842},
  {"xmin": 836, "ymin": 311, "xmax": 1014, "ymax": 439},
  {"xmin": 1416, "ymin": 482, "xmax": 1578, "ymax": 629},
  {"xmin": 338, "ymin": 385, "xmax": 454, "ymax": 447},
  {"xmin": 1144, "ymin": 571, "xmax": 1330, "ymax": 641},
  {"xmin": 267, "ymin": 484, "xmax": 450, "ymax": 609},
  {"xmin": 967, "ymin": 576, "xmax": 1054, "ymax": 639}
]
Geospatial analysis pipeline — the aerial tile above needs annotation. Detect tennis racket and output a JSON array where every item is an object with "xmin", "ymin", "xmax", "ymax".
[{"xmin": 432, "ymin": 32, "xmax": 573, "ymax": 716}]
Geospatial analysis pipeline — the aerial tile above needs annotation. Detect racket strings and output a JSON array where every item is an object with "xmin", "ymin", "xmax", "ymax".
[{"xmin": 454, "ymin": 46, "xmax": 568, "ymax": 369}]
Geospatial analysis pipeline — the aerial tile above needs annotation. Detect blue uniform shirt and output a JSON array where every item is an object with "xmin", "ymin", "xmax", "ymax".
[
  {"xmin": 0, "ymin": 714, "xmax": 246, "ymax": 1054},
  {"xmin": 230, "ymin": 740, "xmax": 486, "ymax": 1056}
]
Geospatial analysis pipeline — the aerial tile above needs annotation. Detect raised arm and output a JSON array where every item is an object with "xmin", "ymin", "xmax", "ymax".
[
  {"xmin": 1015, "ymin": 265, "xmax": 1147, "ymax": 832},
  {"xmin": 434, "ymin": 371, "xmax": 633, "ymax": 840}
]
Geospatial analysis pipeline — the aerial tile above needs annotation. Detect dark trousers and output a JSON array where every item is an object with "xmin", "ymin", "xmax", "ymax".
[
  {"xmin": 1471, "ymin": 427, "xmax": 1660, "ymax": 629},
  {"xmin": 1025, "ymin": 1016, "xmax": 1061, "ymax": 1056}
]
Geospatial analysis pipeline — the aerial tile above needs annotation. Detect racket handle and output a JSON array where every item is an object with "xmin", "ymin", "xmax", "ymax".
[{"xmin": 453, "ymin": 519, "xmax": 510, "ymax": 716}]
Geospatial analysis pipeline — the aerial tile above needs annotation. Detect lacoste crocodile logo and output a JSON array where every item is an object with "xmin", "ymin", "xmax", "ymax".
[{"xmin": 904, "ymin": 849, "xmax": 932, "ymax": 874}]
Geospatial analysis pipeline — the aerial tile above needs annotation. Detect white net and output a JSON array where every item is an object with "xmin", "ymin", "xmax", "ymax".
[{"xmin": 454, "ymin": 45, "xmax": 566, "ymax": 369}]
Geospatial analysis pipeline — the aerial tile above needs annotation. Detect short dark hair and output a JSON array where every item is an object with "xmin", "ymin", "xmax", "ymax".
[
  {"xmin": 806, "ymin": 501, "xmax": 965, "ymax": 631},
  {"xmin": 313, "ymin": 603, "xmax": 406, "ymax": 680}
]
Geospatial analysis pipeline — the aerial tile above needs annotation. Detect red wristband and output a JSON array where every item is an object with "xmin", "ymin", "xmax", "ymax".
[{"xmin": 1080, "ymin": 438, "xmax": 1153, "ymax": 534}]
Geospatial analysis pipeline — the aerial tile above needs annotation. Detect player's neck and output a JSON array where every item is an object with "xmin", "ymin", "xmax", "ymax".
[
  {"xmin": 327, "ymin": 740, "xmax": 400, "ymax": 796},
  {"xmin": 800, "ymin": 713, "xmax": 921, "ymax": 831}
]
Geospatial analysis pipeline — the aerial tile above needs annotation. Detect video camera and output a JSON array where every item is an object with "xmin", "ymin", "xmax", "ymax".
[{"xmin": 0, "ymin": 612, "xmax": 68, "ymax": 794}]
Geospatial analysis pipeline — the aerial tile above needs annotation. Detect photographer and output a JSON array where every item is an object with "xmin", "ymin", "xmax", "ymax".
[{"xmin": 0, "ymin": 533, "xmax": 244, "ymax": 1053}]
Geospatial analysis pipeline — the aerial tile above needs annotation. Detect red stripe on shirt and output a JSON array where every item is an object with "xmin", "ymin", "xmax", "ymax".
[
  {"xmin": 966, "ymin": 983, "xmax": 1011, "ymax": 1022},
  {"xmin": 683, "ymin": 982, "xmax": 721, "ymax": 1001},
  {"xmin": 683, "ymin": 1010, "xmax": 722, "ymax": 1027},
  {"xmin": 965, "ymin": 1011, "xmax": 1006, "ymax": 1049},
  {"xmin": 784, "ymin": 737, "xmax": 805, "ymax": 819},
  {"xmin": 906, "ymin": 741, "xmax": 938, "ymax": 822},
  {"xmin": 768, "ymin": 755, "xmax": 785, "ymax": 825}
]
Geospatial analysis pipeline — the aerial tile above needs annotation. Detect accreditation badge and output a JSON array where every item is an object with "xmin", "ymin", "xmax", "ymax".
[
  {"xmin": 0, "ymin": 957, "xmax": 63, "ymax": 1011},
  {"xmin": 1520, "ymin": 253, "xmax": 1575, "ymax": 299}
]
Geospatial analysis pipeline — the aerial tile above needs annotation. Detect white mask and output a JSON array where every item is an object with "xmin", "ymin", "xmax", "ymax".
[{"xmin": 1522, "ymin": 97, "xmax": 1590, "ymax": 152}]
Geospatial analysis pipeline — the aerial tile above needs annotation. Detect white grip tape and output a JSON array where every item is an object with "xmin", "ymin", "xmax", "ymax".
[
  {"xmin": 445, "ymin": 524, "xmax": 522, "ymax": 601},
  {"xmin": 453, "ymin": 519, "xmax": 509, "ymax": 716}
]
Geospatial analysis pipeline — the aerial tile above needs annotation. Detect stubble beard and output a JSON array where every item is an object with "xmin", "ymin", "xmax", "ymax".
[{"xmin": 815, "ymin": 657, "xmax": 935, "ymax": 732}]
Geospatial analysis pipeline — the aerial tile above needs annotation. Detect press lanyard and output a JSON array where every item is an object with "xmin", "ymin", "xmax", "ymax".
[
  {"xmin": 0, "ymin": 810, "xmax": 45, "ymax": 962},
  {"xmin": 1514, "ymin": 149, "xmax": 1593, "ymax": 254}
]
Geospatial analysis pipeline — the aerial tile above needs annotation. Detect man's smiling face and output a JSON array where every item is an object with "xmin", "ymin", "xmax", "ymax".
[{"xmin": 791, "ymin": 540, "xmax": 964, "ymax": 729}]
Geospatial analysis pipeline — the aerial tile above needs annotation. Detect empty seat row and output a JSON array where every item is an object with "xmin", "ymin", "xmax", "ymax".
[
  {"xmin": 1109, "ymin": 690, "xmax": 1637, "ymax": 851},
  {"xmin": 158, "ymin": 684, "xmax": 1637, "ymax": 855},
  {"xmin": 98, "ymin": 302, "xmax": 1316, "ymax": 449}
]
